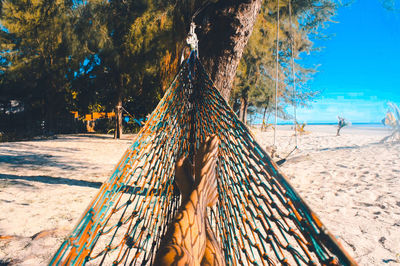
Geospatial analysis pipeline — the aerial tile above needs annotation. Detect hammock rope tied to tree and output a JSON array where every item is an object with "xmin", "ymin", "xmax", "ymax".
[{"xmin": 51, "ymin": 51, "xmax": 356, "ymax": 265}]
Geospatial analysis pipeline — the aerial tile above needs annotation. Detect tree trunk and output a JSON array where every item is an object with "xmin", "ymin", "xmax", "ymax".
[
  {"xmin": 262, "ymin": 106, "xmax": 267, "ymax": 130},
  {"xmin": 239, "ymin": 95, "xmax": 248, "ymax": 125},
  {"xmin": 114, "ymin": 73, "xmax": 125, "ymax": 139},
  {"xmin": 195, "ymin": 0, "xmax": 262, "ymax": 101},
  {"xmin": 45, "ymin": 80, "xmax": 57, "ymax": 135},
  {"xmin": 114, "ymin": 98, "xmax": 123, "ymax": 139}
]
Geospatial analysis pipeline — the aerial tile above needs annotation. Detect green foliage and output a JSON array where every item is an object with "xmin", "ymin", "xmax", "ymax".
[
  {"xmin": 234, "ymin": 0, "xmax": 337, "ymax": 123},
  {"xmin": 0, "ymin": 0, "xmax": 82, "ymax": 131},
  {"xmin": 0, "ymin": 0, "xmax": 339, "ymax": 138},
  {"xmin": 69, "ymin": 0, "xmax": 196, "ymax": 118},
  {"xmin": 88, "ymin": 103, "xmax": 105, "ymax": 113},
  {"xmin": 0, "ymin": 0, "xmax": 192, "ymax": 134}
]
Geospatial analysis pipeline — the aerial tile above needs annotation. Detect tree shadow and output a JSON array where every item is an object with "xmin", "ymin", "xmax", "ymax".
[
  {"xmin": 0, "ymin": 173, "xmax": 103, "ymax": 189},
  {"xmin": 0, "ymin": 153, "xmax": 84, "ymax": 170},
  {"xmin": 58, "ymin": 134, "xmax": 113, "ymax": 140},
  {"xmin": 55, "ymin": 134, "xmax": 136, "ymax": 141},
  {"xmin": 319, "ymin": 145, "xmax": 360, "ymax": 151},
  {"xmin": 318, "ymin": 142, "xmax": 385, "ymax": 152},
  {"xmin": 0, "ymin": 259, "xmax": 12, "ymax": 266},
  {"xmin": 0, "ymin": 179, "xmax": 35, "ymax": 188},
  {"xmin": 0, "ymin": 173, "xmax": 146, "ymax": 194},
  {"xmin": 0, "ymin": 142, "xmax": 82, "ymax": 154},
  {"xmin": 382, "ymin": 258, "xmax": 398, "ymax": 264}
]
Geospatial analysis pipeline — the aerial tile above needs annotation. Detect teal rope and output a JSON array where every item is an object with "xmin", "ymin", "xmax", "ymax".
[{"xmin": 50, "ymin": 52, "xmax": 353, "ymax": 266}]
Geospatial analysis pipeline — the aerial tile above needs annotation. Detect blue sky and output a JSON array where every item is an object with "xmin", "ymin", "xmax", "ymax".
[{"xmin": 288, "ymin": 0, "xmax": 400, "ymax": 123}]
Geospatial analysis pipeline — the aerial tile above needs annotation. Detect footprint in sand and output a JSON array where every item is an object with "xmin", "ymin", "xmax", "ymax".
[
  {"xmin": 376, "ymin": 203, "xmax": 386, "ymax": 209},
  {"xmin": 358, "ymin": 202, "xmax": 373, "ymax": 207}
]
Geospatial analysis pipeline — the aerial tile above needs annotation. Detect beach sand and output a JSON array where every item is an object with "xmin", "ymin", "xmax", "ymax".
[{"xmin": 0, "ymin": 126, "xmax": 399, "ymax": 265}]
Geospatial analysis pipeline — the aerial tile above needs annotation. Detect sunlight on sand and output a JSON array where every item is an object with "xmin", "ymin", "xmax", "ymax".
[{"xmin": 0, "ymin": 127, "xmax": 399, "ymax": 265}]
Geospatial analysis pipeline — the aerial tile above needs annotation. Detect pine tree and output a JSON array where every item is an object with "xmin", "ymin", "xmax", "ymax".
[
  {"xmin": 0, "ymin": 0, "xmax": 78, "ymax": 133},
  {"xmin": 70, "ymin": 0, "xmax": 188, "ymax": 138},
  {"xmin": 234, "ymin": 0, "xmax": 337, "ymax": 124},
  {"xmin": 1, "ymin": 0, "xmax": 336, "ymax": 138}
]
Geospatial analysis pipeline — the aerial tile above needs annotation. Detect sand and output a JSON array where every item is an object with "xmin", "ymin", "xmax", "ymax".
[{"xmin": 0, "ymin": 126, "xmax": 399, "ymax": 265}]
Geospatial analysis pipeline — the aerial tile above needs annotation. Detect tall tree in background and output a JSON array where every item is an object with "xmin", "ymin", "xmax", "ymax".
[
  {"xmin": 71, "ymin": 0, "xmax": 192, "ymax": 139},
  {"xmin": 0, "ymin": 0, "xmax": 79, "ymax": 132},
  {"xmin": 101, "ymin": 1, "xmax": 177, "ymax": 139},
  {"xmin": 0, "ymin": 0, "xmax": 339, "ymax": 139},
  {"xmin": 234, "ymin": 0, "xmax": 337, "ymax": 124},
  {"xmin": 71, "ymin": 0, "xmax": 263, "ymax": 138}
]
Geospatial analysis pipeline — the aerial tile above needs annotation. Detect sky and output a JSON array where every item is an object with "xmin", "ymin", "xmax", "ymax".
[{"xmin": 286, "ymin": 0, "xmax": 400, "ymax": 124}]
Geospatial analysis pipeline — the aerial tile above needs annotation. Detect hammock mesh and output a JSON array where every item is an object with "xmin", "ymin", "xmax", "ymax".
[{"xmin": 51, "ymin": 52, "xmax": 354, "ymax": 265}]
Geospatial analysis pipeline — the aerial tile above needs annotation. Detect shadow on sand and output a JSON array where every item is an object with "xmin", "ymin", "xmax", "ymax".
[
  {"xmin": 0, "ymin": 154, "xmax": 84, "ymax": 170},
  {"xmin": 318, "ymin": 141, "xmax": 385, "ymax": 152},
  {"xmin": 0, "ymin": 173, "xmax": 148, "ymax": 195},
  {"xmin": 0, "ymin": 173, "xmax": 103, "ymax": 189},
  {"xmin": 54, "ymin": 134, "xmax": 136, "ymax": 141}
]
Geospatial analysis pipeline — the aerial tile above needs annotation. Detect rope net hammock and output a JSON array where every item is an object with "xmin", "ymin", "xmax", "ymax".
[{"xmin": 51, "ymin": 51, "xmax": 355, "ymax": 265}]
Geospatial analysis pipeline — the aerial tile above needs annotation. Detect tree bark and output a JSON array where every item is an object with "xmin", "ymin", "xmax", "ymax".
[
  {"xmin": 114, "ymin": 98, "xmax": 123, "ymax": 139},
  {"xmin": 195, "ymin": 0, "xmax": 262, "ymax": 101}
]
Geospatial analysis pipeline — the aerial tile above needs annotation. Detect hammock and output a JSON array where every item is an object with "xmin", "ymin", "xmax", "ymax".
[{"xmin": 50, "ymin": 51, "xmax": 355, "ymax": 265}]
